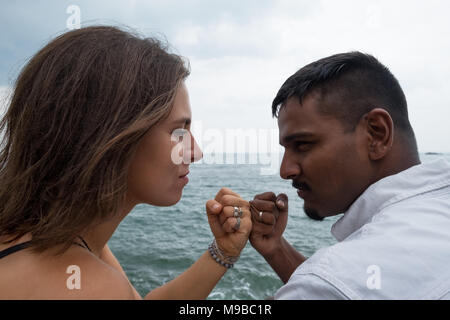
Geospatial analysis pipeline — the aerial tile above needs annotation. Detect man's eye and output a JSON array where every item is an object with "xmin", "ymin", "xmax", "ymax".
[{"xmin": 295, "ymin": 141, "xmax": 312, "ymax": 151}]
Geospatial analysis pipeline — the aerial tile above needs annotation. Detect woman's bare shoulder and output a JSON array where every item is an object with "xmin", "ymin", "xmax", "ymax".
[
  {"xmin": 56, "ymin": 250, "xmax": 138, "ymax": 300},
  {"xmin": 0, "ymin": 246, "xmax": 137, "ymax": 300}
]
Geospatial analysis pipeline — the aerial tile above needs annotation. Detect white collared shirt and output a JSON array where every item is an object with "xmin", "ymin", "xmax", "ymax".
[{"xmin": 274, "ymin": 158, "xmax": 450, "ymax": 300}]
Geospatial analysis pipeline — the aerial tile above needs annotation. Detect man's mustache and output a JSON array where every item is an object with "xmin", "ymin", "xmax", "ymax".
[{"xmin": 292, "ymin": 180, "xmax": 311, "ymax": 191}]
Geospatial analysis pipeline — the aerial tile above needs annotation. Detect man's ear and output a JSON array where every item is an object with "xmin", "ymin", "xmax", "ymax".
[{"xmin": 363, "ymin": 108, "xmax": 394, "ymax": 161}]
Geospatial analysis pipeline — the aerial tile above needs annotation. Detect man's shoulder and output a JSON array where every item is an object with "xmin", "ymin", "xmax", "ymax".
[
  {"xmin": 275, "ymin": 271, "xmax": 353, "ymax": 299},
  {"xmin": 275, "ymin": 245, "xmax": 359, "ymax": 299},
  {"xmin": 287, "ymin": 207, "xmax": 450, "ymax": 299}
]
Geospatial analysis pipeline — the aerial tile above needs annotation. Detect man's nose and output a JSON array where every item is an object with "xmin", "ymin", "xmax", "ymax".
[{"xmin": 279, "ymin": 152, "xmax": 300, "ymax": 180}]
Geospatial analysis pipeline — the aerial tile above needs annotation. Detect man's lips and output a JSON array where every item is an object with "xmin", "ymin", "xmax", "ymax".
[
  {"xmin": 297, "ymin": 188, "xmax": 309, "ymax": 199},
  {"xmin": 293, "ymin": 181, "xmax": 311, "ymax": 198}
]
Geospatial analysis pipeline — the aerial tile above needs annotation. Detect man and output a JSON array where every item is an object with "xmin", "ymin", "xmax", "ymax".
[{"xmin": 249, "ymin": 52, "xmax": 450, "ymax": 299}]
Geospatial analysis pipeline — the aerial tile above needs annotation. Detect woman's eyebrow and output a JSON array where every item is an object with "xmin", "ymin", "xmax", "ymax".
[{"xmin": 171, "ymin": 117, "xmax": 191, "ymax": 126}]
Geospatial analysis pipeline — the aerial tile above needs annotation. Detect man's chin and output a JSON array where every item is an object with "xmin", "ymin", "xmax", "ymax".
[{"xmin": 304, "ymin": 206, "xmax": 325, "ymax": 221}]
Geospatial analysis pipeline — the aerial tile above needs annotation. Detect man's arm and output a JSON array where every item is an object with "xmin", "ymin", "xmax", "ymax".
[
  {"xmin": 249, "ymin": 193, "xmax": 306, "ymax": 283},
  {"xmin": 262, "ymin": 236, "xmax": 307, "ymax": 283}
]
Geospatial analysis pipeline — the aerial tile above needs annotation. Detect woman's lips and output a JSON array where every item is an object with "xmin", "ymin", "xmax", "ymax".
[
  {"xmin": 179, "ymin": 171, "xmax": 189, "ymax": 178},
  {"xmin": 179, "ymin": 172, "xmax": 189, "ymax": 185},
  {"xmin": 180, "ymin": 176, "xmax": 189, "ymax": 185}
]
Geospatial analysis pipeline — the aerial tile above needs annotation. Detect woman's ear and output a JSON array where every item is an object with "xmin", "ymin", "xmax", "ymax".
[{"xmin": 364, "ymin": 108, "xmax": 394, "ymax": 161}]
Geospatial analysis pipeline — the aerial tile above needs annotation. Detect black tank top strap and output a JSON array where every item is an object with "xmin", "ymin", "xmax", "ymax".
[
  {"xmin": 0, "ymin": 240, "xmax": 32, "ymax": 259},
  {"xmin": 76, "ymin": 235, "xmax": 92, "ymax": 252},
  {"xmin": 0, "ymin": 235, "xmax": 92, "ymax": 260}
]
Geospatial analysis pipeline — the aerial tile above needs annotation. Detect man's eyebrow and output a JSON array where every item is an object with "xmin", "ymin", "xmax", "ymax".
[
  {"xmin": 171, "ymin": 117, "xmax": 191, "ymax": 126},
  {"xmin": 280, "ymin": 132, "xmax": 315, "ymax": 145}
]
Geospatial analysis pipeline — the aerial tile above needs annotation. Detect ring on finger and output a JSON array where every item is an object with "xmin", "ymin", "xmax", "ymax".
[
  {"xmin": 234, "ymin": 206, "xmax": 243, "ymax": 218},
  {"xmin": 259, "ymin": 211, "xmax": 263, "ymax": 220},
  {"xmin": 233, "ymin": 217, "xmax": 241, "ymax": 231}
]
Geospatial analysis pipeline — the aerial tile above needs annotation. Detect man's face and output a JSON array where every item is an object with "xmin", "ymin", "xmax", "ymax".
[{"xmin": 278, "ymin": 92, "xmax": 374, "ymax": 220}]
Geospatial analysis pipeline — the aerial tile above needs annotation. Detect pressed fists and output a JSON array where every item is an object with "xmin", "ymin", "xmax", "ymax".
[
  {"xmin": 206, "ymin": 189, "xmax": 303, "ymax": 284},
  {"xmin": 206, "ymin": 188, "xmax": 289, "ymax": 260},
  {"xmin": 206, "ymin": 188, "xmax": 252, "ymax": 258},
  {"xmin": 249, "ymin": 192, "xmax": 289, "ymax": 257}
]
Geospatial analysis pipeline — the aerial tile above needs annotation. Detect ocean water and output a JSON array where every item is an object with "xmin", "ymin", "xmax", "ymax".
[{"xmin": 109, "ymin": 153, "xmax": 450, "ymax": 300}]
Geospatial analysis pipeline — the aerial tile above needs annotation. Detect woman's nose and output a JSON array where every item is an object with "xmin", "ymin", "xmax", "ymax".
[
  {"xmin": 182, "ymin": 132, "xmax": 202, "ymax": 164},
  {"xmin": 191, "ymin": 134, "xmax": 203, "ymax": 163}
]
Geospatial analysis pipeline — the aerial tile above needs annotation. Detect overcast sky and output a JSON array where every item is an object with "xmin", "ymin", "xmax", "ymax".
[{"xmin": 1, "ymin": 0, "xmax": 449, "ymax": 153}]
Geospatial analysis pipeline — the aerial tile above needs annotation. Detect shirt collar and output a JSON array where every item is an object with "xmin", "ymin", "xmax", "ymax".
[{"xmin": 331, "ymin": 158, "xmax": 450, "ymax": 242}]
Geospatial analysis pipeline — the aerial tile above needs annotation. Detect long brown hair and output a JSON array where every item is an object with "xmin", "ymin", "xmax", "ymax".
[{"xmin": 0, "ymin": 26, "xmax": 190, "ymax": 254}]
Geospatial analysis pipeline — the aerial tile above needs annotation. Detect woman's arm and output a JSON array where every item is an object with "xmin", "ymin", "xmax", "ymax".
[
  {"xmin": 100, "ymin": 188, "xmax": 250, "ymax": 300},
  {"xmin": 145, "ymin": 188, "xmax": 252, "ymax": 300},
  {"xmin": 101, "ymin": 241, "xmax": 232, "ymax": 300},
  {"xmin": 144, "ymin": 250, "xmax": 227, "ymax": 300},
  {"xmin": 100, "ymin": 244, "xmax": 143, "ymax": 299}
]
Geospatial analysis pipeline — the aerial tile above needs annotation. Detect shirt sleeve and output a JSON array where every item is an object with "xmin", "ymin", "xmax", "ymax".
[{"xmin": 274, "ymin": 273, "xmax": 351, "ymax": 300}]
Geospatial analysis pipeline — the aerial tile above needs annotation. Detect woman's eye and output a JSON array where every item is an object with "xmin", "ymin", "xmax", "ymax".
[
  {"xmin": 172, "ymin": 128, "xmax": 189, "ymax": 142},
  {"xmin": 174, "ymin": 128, "xmax": 188, "ymax": 134}
]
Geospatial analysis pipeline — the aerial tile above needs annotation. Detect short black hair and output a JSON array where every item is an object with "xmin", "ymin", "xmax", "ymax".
[{"xmin": 272, "ymin": 51, "xmax": 414, "ymax": 135}]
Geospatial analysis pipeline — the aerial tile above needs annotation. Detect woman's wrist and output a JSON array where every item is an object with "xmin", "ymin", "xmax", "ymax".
[{"xmin": 208, "ymin": 239, "xmax": 240, "ymax": 269}]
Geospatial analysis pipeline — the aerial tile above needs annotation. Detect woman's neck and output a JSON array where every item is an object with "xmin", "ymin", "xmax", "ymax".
[{"xmin": 80, "ymin": 200, "xmax": 137, "ymax": 257}]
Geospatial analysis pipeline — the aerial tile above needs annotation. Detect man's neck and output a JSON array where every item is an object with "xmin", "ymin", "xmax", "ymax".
[{"xmin": 374, "ymin": 148, "xmax": 421, "ymax": 184}]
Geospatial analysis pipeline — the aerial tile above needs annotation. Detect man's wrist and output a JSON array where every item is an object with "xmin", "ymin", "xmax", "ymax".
[
  {"xmin": 261, "ymin": 237, "xmax": 305, "ymax": 283},
  {"xmin": 253, "ymin": 237, "xmax": 285, "ymax": 261},
  {"xmin": 265, "ymin": 237, "xmax": 287, "ymax": 259}
]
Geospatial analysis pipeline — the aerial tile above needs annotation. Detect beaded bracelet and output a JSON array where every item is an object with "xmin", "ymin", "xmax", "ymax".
[{"xmin": 208, "ymin": 239, "xmax": 239, "ymax": 269}]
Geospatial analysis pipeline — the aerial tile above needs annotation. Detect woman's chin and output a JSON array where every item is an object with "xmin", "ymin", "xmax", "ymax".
[{"xmin": 148, "ymin": 193, "xmax": 182, "ymax": 207}]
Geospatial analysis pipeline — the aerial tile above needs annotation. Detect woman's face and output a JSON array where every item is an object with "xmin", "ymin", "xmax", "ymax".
[{"xmin": 126, "ymin": 82, "xmax": 202, "ymax": 207}]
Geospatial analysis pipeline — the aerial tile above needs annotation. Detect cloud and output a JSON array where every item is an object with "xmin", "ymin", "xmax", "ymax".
[
  {"xmin": 182, "ymin": 0, "xmax": 450, "ymax": 152},
  {"xmin": 1, "ymin": 0, "xmax": 449, "ymax": 152}
]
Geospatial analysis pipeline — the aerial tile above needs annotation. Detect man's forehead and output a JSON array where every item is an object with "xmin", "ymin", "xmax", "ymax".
[
  {"xmin": 278, "ymin": 106, "xmax": 315, "ymax": 145},
  {"xmin": 277, "ymin": 95, "xmax": 317, "ymax": 127},
  {"xmin": 277, "ymin": 94, "xmax": 341, "ymax": 143}
]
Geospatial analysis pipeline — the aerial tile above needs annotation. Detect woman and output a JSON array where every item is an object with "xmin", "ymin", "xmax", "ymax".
[{"xmin": 0, "ymin": 26, "xmax": 251, "ymax": 299}]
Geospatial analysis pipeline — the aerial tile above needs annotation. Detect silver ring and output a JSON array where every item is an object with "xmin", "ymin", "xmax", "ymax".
[
  {"xmin": 233, "ymin": 217, "xmax": 241, "ymax": 231},
  {"xmin": 234, "ymin": 206, "xmax": 243, "ymax": 218},
  {"xmin": 259, "ymin": 211, "xmax": 263, "ymax": 220}
]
